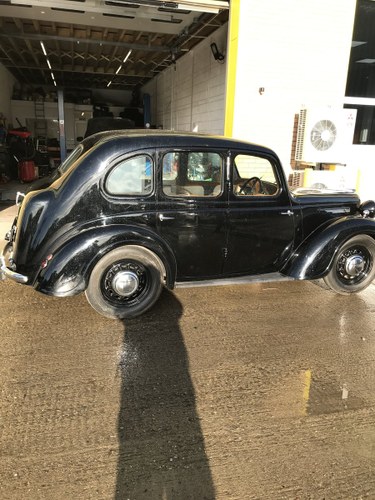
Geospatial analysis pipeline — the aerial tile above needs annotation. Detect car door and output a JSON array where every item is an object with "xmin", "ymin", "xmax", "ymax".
[
  {"xmin": 224, "ymin": 151, "xmax": 295, "ymax": 275},
  {"xmin": 156, "ymin": 148, "xmax": 228, "ymax": 279}
]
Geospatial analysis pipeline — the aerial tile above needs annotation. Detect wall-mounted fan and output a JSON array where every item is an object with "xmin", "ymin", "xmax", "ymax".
[
  {"xmin": 310, "ymin": 119, "xmax": 337, "ymax": 151},
  {"xmin": 295, "ymin": 108, "xmax": 357, "ymax": 163}
]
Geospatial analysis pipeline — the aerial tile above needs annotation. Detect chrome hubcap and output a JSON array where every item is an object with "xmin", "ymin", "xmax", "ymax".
[
  {"xmin": 111, "ymin": 271, "xmax": 139, "ymax": 297},
  {"xmin": 336, "ymin": 245, "xmax": 372, "ymax": 285},
  {"xmin": 102, "ymin": 261, "xmax": 148, "ymax": 305},
  {"xmin": 345, "ymin": 255, "xmax": 365, "ymax": 277}
]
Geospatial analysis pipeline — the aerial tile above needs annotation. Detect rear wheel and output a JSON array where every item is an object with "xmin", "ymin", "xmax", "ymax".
[
  {"xmin": 323, "ymin": 235, "xmax": 375, "ymax": 294},
  {"xmin": 85, "ymin": 245, "xmax": 165, "ymax": 319}
]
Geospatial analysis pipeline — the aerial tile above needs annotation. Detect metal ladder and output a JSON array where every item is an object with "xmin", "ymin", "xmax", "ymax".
[{"xmin": 34, "ymin": 100, "xmax": 47, "ymax": 151}]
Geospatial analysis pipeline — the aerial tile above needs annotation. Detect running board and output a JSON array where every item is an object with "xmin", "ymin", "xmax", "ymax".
[{"xmin": 175, "ymin": 273, "xmax": 294, "ymax": 289}]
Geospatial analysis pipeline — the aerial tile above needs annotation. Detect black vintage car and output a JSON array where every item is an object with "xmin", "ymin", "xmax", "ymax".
[{"xmin": 2, "ymin": 130, "xmax": 375, "ymax": 319}]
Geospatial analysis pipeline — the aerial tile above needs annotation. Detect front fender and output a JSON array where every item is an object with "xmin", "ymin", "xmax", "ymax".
[
  {"xmin": 34, "ymin": 225, "xmax": 176, "ymax": 296},
  {"xmin": 281, "ymin": 216, "xmax": 375, "ymax": 280}
]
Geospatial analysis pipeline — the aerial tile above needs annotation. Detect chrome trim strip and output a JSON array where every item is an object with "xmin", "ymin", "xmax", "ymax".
[
  {"xmin": 176, "ymin": 272, "xmax": 294, "ymax": 288},
  {"xmin": 0, "ymin": 256, "xmax": 28, "ymax": 284}
]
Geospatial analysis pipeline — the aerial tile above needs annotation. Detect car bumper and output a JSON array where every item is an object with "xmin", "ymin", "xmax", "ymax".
[{"xmin": 0, "ymin": 248, "xmax": 28, "ymax": 284}]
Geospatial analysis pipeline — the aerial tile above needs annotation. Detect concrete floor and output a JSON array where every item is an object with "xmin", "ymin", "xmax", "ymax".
[{"xmin": 1, "ymin": 254, "xmax": 375, "ymax": 499}]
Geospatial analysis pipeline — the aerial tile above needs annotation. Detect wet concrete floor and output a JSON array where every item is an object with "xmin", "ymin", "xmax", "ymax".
[{"xmin": 1, "ymin": 277, "xmax": 375, "ymax": 499}]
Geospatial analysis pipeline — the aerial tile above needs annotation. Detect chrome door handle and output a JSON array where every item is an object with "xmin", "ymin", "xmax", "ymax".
[
  {"xmin": 159, "ymin": 213, "xmax": 175, "ymax": 221},
  {"xmin": 281, "ymin": 210, "xmax": 293, "ymax": 216}
]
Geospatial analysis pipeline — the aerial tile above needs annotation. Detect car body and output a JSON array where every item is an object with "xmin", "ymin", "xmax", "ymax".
[{"xmin": 2, "ymin": 130, "xmax": 375, "ymax": 319}]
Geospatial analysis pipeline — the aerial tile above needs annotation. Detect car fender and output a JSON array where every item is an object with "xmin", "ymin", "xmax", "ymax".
[
  {"xmin": 281, "ymin": 216, "xmax": 375, "ymax": 280},
  {"xmin": 34, "ymin": 225, "xmax": 177, "ymax": 296}
]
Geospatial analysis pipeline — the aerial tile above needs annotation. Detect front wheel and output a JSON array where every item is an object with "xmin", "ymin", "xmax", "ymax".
[
  {"xmin": 85, "ymin": 245, "xmax": 165, "ymax": 319},
  {"xmin": 323, "ymin": 235, "xmax": 375, "ymax": 294}
]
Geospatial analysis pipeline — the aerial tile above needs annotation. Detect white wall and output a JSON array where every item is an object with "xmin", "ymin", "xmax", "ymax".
[
  {"xmin": 231, "ymin": 0, "xmax": 357, "ymax": 172},
  {"xmin": 0, "ymin": 63, "xmax": 17, "ymax": 126},
  {"xmin": 11, "ymin": 100, "xmax": 94, "ymax": 150},
  {"xmin": 347, "ymin": 145, "xmax": 375, "ymax": 201},
  {"xmin": 142, "ymin": 24, "xmax": 227, "ymax": 134}
]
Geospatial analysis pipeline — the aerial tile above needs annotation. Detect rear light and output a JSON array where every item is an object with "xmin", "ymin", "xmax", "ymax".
[{"xmin": 41, "ymin": 254, "xmax": 53, "ymax": 269}]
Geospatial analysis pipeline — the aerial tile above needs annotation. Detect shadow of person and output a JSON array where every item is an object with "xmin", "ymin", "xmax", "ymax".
[{"xmin": 115, "ymin": 289, "xmax": 216, "ymax": 500}]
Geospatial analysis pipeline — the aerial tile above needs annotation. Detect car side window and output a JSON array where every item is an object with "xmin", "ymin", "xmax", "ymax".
[
  {"xmin": 233, "ymin": 154, "xmax": 279, "ymax": 196},
  {"xmin": 162, "ymin": 151, "xmax": 222, "ymax": 197},
  {"xmin": 106, "ymin": 154, "xmax": 153, "ymax": 196}
]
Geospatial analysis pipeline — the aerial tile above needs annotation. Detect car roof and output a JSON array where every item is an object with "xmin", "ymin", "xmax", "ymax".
[{"xmin": 81, "ymin": 129, "xmax": 275, "ymax": 156}]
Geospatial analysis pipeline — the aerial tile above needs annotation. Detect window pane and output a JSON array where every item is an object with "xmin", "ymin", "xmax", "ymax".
[
  {"xmin": 162, "ymin": 151, "xmax": 222, "ymax": 197},
  {"xmin": 163, "ymin": 152, "xmax": 178, "ymax": 180},
  {"xmin": 106, "ymin": 155, "xmax": 152, "ymax": 195},
  {"xmin": 186, "ymin": 152, "xmax": 221, "ymax": 182},
  {"xmin": 344, "ymin": 104, "xmax": 375, "ymax": 145},
  {"xmin": 345, "ymin": 1, "xmax": 375, "ymax": 98},
  {"xmin": 233, "ymin": 154, "xmax": 279, "ymax": 196}
]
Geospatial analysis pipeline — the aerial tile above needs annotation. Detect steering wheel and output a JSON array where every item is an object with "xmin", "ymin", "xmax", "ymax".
[{"xmin": 239, "ymin": 176, "xmax": 264, "ymax": 195}]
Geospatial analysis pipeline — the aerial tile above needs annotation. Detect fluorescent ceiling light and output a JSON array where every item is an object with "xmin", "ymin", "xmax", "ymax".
[
  {"xmin": 123, "ymin": 49, "xmax": 132, "ymax": 63},
  {"xmin": 351, "ymin": 41, "xmax": 367, "ymax": 48},
  {"xmin": 107, "ymin": 81, "xmax": 112, "ymax": 87},
  {"xmin": 40, "ymin": 41, "xmax": 47, "ymax": 56},
  {"xmin": 177, "ymin": 1, "xmax": 228, "ymax": 13},
  {"xmin": 356, "ymin": 59, "xmax": 375, "ymax": 64},
  {"xmin": 40, "ymin": 39, "xmax": 56, "ymax": 85},
  {"xmin": 113, "ymin": 49, "xmax": 132, "ymax": 77}
]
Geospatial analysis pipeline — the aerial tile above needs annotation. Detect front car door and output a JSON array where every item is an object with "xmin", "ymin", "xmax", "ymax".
[
  {"xmin": 156, "ymin": 148, "xmax": 227, "ymax": 279},
  {"xmin": 225, "ymin": 150, "xmax": 296, "ymax": 276}
]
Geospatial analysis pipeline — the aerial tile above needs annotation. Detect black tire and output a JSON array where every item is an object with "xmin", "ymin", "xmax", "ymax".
[
  {"xmin": 323, "ymin": 235, "xmax": 375, "ymax": 294},
  {"xmin": 85, "ymin": 245, "xmax": 165, "ymax": 319}
]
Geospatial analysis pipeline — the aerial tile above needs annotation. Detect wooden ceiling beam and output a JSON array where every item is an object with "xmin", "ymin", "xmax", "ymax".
[
  {"xmin": 4, "ymin": 62, "xmax": 154, "ymax": 79},
  {"xmin": 0, "ymin": 31, "xmax": 171, "ymax": 53}
]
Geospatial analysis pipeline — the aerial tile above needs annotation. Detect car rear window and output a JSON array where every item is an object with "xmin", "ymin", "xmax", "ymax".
[{"xmin": 105, "ymin": 154, "xmax": 153, "ymax": 196}]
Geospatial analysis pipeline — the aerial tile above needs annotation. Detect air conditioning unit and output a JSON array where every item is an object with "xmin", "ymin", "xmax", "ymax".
[{"xmin": 295, "ymin": 108, "xmax": 357, "ymax": 164}]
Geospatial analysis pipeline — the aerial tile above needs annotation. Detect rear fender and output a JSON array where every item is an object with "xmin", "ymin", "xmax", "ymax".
[
  {"xmin": 281, "ymin": 216, "xmax": 375, "ymax": 280},
  {"xmin": 34, "ymin": 225, "xmax": 176, "ymax": 296}
]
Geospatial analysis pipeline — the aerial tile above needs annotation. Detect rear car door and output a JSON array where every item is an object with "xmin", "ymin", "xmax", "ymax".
[
  {"xmin": 156, "ymin": 149, "xmax": 228, "ymax": 279},
  {"xmin": 225, "ymin": 151, "xmax": 296, "ymax": 275}
]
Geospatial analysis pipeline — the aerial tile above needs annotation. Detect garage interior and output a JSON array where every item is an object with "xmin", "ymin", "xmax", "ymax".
[{"xmin": 0, "ymin": 0, "xmax": 229, "ymax": 181}]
